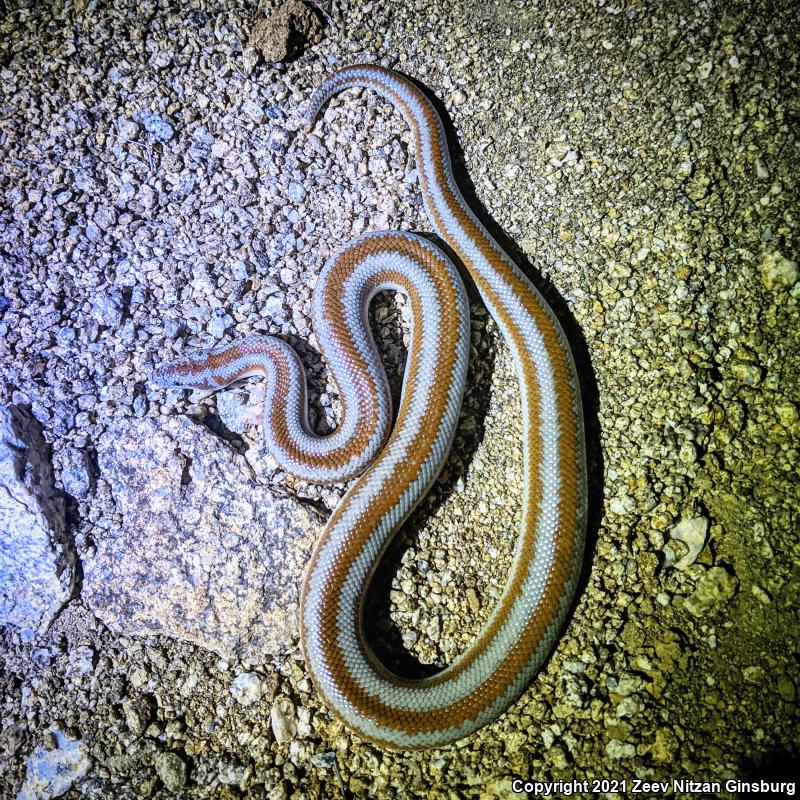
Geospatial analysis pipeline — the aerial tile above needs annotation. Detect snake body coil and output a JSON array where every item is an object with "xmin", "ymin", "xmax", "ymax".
[{"xmin": 154, "ymin": 66, "xmax": 586, "ymax": 749}]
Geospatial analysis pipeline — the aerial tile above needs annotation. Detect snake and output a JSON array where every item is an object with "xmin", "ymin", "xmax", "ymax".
[{"xmin": 153, "ymin": 65, "xmax": 586, "ymax": 750}]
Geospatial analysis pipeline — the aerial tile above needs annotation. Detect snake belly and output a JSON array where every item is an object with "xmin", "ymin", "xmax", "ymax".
[{"xmin": 154, "ymin": 66, "xmax": 587, "ymax": 750}]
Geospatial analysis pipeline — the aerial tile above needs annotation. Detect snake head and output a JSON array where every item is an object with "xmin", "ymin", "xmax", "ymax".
[{"xmin": 151, "ymin": 354, "xmax": 218, "ymax": 391}]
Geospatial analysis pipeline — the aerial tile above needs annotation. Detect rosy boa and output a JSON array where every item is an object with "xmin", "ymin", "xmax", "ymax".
[{"xmin": 154, "ymin": 65, "xmax": 586, "ymax": 749}]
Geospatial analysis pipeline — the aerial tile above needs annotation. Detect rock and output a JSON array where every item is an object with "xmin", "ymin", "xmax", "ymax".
[
  {"xmin": 231, "ymin": 672, "xmax": 264, "ymax": 707},
  {"xmin": 218, "ymin": 761, "xmax": 250, "ymax": 786},
  {"xmin": 286, "ymin": 182, "xmax": 306, "ymax": 204},
  {"xmin": 210, "ymin": 139, "xmax": 230, "ymax": 158},
  {"xmin": 760, "ymin": 249, "xmax": 797, "ymax": 290},
  {"xmin": 122, "ymin": 695, "xmax": 153, "ymax": 736},
  {"xmin": 311, "ymin": 750, "xmax": 336, "ymax": 769},
  {"xmin": 116, "ymin": 117, "xmax": 139, "ymax": 141},
  {"xmin": 207, "ymin": 309, "xmax": 235, "ymax": 338},
  {"xmin": 91, "ymin": 291, "xmax": 124, "ymax": 328},
  {"xmin": 83, "ymin": 417, "xmax": 322, "ymax": 661},
  {"xmin": 264, "ymin": 295, "xmax": 286, "ymax": 317},
  {"xmin": 141, "ymin": 111, "xmax": 174, "ymax": 143},
  {"xmin": 777, "ymin": 676, "xmax": 795, "ymax": 702},
  {"xmin": 605, "ymin": 738, "xmax": 635, "ymax": 760},
  {"xmin": 696, "ymin": 59, "xmax": 713, "ymax": 80},
  {"xmin": 651, "ymin": 727, "xmax": 679, "ymax": 764},
  {"xmin": 310, "ymin": 751, "xmax": 336, "ymax": 769},
  {"xmin": 683, "ymin": 566, "xmax": 739, "ymax": 617},
  {"xmin": 666, "ymin": 516, "xmax": 708, "ymax": 570},
  {"xmin": 93, "ymin": 206, "xmax": 116, "ymax": 231},
  {"xmin": 249, "ymin": 0, "xmax": 324, "ymax": 63},
  {"xmin": 17, "ymin": 730, "xmax": 91, "ymax": 800},
  {"xmin": 730, "ymin": 360, "xmax": 762, "ymax": 386},
  {"xmin": 775, "ymin": 401, "xmax": 798, "ymax": 428},
  {"xmin": 57, "ymin": 447, "xmax": 92, "ymax": 499},
  {"xmin": 241, "ymin": 98, "xmax": 266, "ymax": 124},
  {"xmin": 449, "ymin": 89, "xmax": 466, "ymax": 107},
  {"xmin": 0, "ymin": 405, "xmax": 74, "ymax": 636},
  {"xmin": 66, "ymin": 644, "xmax": 95, "ymax": 677},
  {"xmin": 271, "ymin": 696, "xmax": 297, "ymax": 744},
  {"xmin": 154, "ymin": 751, "xmax": 187, "ymax": 791},
  {"xmin": 743, "ymin": 665, "xmax": 766, "ymax": 684},
  {"xmin": 751, "ymin": 584, "xmax": 771, "ymax": 605},
  {"xmin": 216, "ymin": 384, "xmax": 265, "ymax": 434}
]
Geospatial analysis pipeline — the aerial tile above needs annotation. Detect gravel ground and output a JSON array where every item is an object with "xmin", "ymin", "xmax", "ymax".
[{"xmin": 1, "ymin": 0, "xmax": 798, "ymax": 798}]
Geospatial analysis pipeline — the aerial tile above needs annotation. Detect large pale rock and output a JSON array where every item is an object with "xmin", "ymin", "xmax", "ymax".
[
  {"xmin": 17, "ymin": 730, "xmax": 91, "ymax": 800},
  {"xmin": 83, "ymin": 417, "xmax": 322, "ymax": 661},
  {"xmin": 0, "ymin": 404, "xmax": 73, "ymax": 636},
  {"xmin": 665, "ymin": 516, "xmax": 708, "ymax": 571}
]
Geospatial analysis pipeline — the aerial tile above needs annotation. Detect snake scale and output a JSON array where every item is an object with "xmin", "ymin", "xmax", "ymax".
[{"xmin": 153, "ymin": 65, "xmax": 587, "ymax": 749}]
